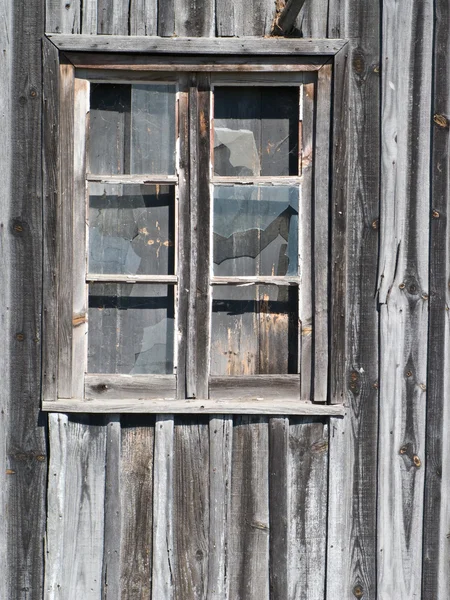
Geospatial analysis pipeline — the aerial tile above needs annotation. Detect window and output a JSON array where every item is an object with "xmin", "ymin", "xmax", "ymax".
[{"xmin": 42, "ymin": 35, "xmax": 347, "ymax": 415}]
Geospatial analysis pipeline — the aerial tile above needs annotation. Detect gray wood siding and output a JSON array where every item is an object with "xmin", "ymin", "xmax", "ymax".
[{"xmin": 0, "ymin": 0, "xmax": 448, "ymax": 598}]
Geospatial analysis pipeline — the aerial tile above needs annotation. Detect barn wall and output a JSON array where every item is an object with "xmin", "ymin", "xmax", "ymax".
[{"xmin": 1, "ymin": 0, "xmax": 449, "ymax": 598}]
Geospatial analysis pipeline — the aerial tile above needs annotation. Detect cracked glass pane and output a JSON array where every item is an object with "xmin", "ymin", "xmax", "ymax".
[
  {"xmin": 88, "ymin": 183, "xmax": 175, "ymax": 276},
  {"xmin": 88, "ymin": 283, "xmax": 175, "ymax": 374},
  {"xmin": 89, "ymin": 83, "xmax": 176, "ymax": 175},
  {"xmin": 210, "ymin": 285, "xmax": 299, "ymax": 375},
  {"xmin": 214, "ymin": 86, "xmax": 299, "ymax": 176},
  {"xmin": 213, "ymin": 185, "xmax": 299, "ymax": 276}
]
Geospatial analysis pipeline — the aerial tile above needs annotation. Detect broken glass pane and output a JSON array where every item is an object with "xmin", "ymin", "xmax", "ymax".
[
  {"xmin": 214, "ymin": 87, "xmax": 299, "ymax": 177},
  {"xmin": 210, "ymin": 285, "xmax": 298, "ymax": 375},
  {"xmin": 89, "ymin": 183, "xmax": 175, "ymax": 276},
  {"xmin": 213, "ymin": 185, "xmax": 299, "ymax": 276},
  {"xmin": 89, "ymin": 83, "xmax": 176, "ymax": 175},
  {"xmin": 88, "ymin": 283, "xmax": 174, "ymax": 374}
]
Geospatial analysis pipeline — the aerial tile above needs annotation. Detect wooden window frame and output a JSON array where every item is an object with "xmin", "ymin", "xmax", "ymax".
[{"xmin": 42, "ymin": 35, "xmax": 348, "ymax": 415}]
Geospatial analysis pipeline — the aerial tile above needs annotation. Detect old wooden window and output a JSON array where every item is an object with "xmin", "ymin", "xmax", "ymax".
[{"xmin": 42, "ymin": 36, "xmax": 347, "ymax": 414}]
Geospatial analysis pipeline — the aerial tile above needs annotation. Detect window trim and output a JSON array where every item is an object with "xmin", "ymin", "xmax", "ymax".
[{"xmin": 42, "ymin": 35, "xmax": 348, "ymax": 415}]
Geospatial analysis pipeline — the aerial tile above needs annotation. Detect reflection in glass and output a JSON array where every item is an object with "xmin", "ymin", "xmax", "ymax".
[
  {"xmin": 89, "ymin": 83, "xmax": 176, "ymax": 175},
  {"xmin": 214, "ymin": 86, "xmax": 299, "ymax": 177},
  {"xmin": 88, "ymin": 284, "xmax": 174, "ymax": 374},
  {"xmin": 88, "ymin": 184, "xmax": 175, "ymax": 276},
  {"xmin": 213, "ymin": 185, "xmax": 299, "ymax": 276},
  {"xmin": 210, "ymin": 285, "xmax": 298, "ymax": 375}
]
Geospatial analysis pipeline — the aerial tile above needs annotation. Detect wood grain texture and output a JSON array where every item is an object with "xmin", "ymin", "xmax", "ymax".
[
  {"xmin": 120, "ymin": 415, "xmax": 154, "ymax": 600},
  {"xmin": 173, "ymin": 417, "xmax": 210, "ymax": 599},
  {"xmin": 81, "ymin": 0, "xmax": 97, "ymax": 34},
  {"xmin": 8, "ymin": 1, "xmax": 47, "ymax": 597},
  {"xmin": 159, "ymin": 0, "xmax": 214, "ymax": 37},
  {"xmin": 326, "ymin": 0, "xmax": 380, "ymax": 599},
  {"xmin": 45, "ymin": 414, "xmax": 107, "ymax": 599},
  {"xmin": 85, "ymin": 374, "xmax": 176, "ymax": 400},
  {"xmin": 46, "ymin": 0, "xmax": 81, "ymax": 33},
  {"xmin": 216, "ymin": 0, "xmax": 274, "ymax": 37},
  {"xmin": 377, "ymin": 0, "xmax": 432, "ymax": 597},
  {"xmin": 129, "ymin": 0, "xmax": 157, "ymax": 36},
  {"xmin": 423, "ymin": 0, "xmax": 450, "ymax": 595},
  {"xmin": 228, "ymin": 417, "xmax": 270, "ymax": 600},
  {"xmin": 97, "ymin": 0, "xmax": 128, "ymax": 34}
]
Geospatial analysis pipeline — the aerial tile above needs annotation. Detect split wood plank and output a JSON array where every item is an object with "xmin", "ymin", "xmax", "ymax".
[
  {"xmin": 377, "ymin": 0, "xmax": 433, "ymax": 597},
  {"xmin": 45, "ymin": 414, "xmax": 107, "ymax": 599},
  {"xmin": 422, "ymin": 0, "xmax": 450, "ymax": 595},
  {"xmin": 228, "ymin": 417, "xmax": 270, "ymax": 600},
  {"xmin": 48, "ymin": 34, "xmax": 347, "ymax": 55},
  {"xmin": 326, "ymin": 1, "xmax": 380, "ymax": 599},
  {"xmin": 46, "ymin": 0, "xmax": 80, "ymax": 34},
  {"xmin": 119, "ymin": 415, "xmax": 155, "ymax": 599},
  {"xmin": 97, "ymin": 0, "xmax": 128, "ymax": 35},
  {"xmin": 129, "ymin": 0, "xmax": 157, "ymax": 36},
  {"xmin": 216, "ymin": 0, "xmax": 274, "ymax": 37},
  {"xmin": 42, "ymin": 37, "xmax": 60, "ymax": 402},
  {"xmin": 207, "ymin": 416, "xmax": 233, "ymax": 600},
  {"xmin": 173, "ymin": 417, "xmax": 210, "ymax": 598},
  {"xmin": 7, "ymin": 1, "xmax": 48, "ymax": 596},
  {"xmin": 152, "ymin": 416, "xmax": 175, "ymax": 599}
]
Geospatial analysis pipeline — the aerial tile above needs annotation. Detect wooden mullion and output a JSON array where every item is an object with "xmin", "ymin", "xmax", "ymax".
[
  {"xmin": 212, "ymin": 176, "xmax": 302, "ymax": 185},
  {"xmin": 58, "ymin": 61, "xmax": 75, "ymax": 398},
  {"xmin": 87, "ymin": 174, "xmax": 177, "ymax": 184},
  {"xmin": 211, "ymin": 276, "xmax": 300, "ymax": 285},
  {"xmin": 86, "ymin": 274, "xmax": 178, "ymax": 283}
]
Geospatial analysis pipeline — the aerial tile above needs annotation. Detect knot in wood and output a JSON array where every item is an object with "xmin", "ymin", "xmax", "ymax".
[{"xmin": 353, "ymin": 584, "xmax": 363, "ymax": 598}]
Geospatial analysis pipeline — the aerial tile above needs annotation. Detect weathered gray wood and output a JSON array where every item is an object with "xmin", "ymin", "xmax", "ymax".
[
  {"xmin": 87, "ymin": 274, "xmax": 178, "ymax": 283},
  {"xmin": 42, "ymin": 37, "xmax": 60, "ymax": 402},
  {"xmin": 422, "ymin": 0, "xmax": 450, "ymax": 595},
  {"xmin": 207, "ymin": 417, "xmax": 233, "ymax": 599},
  {"xmin": 87, "ymin": 174, "xmax": 177, "ymax": 184},
  {"xmin": 48, "ymin": 34, "xmax": 347, "ymax": 55},
  {"xmin": 102, "ymin": 416, "xmax": 121, "ymax": 599},
  {"xmin": 8, "ymin": 1, "xmax": 47, "ymax": 596},
  {"xmin": 377, "ymin": 0, "xmax": 432, "ymax": 597},
  {"xmin": 85, "ymin": 374, "xmax": 176, "ymax": 399},
  {"xmin": 130, "ymin": 0, "xmax": 157, "ymax": 36},
  {"xmin": 58, "ymin": 61, "xmax": 75, "ymax": 398},
  {"xmin": 296, "ymin": 0, "xmax": 328, "ymax": 38},
  {"xmin": 43, "ymin": 397, "xmax": 345, "ymax": 414},
  {"xmin": 0, "ymin": 0, "xmax": 12, "ymax": 596},
  {"xmin": 171, "ymin": 0, "xmax": 214, "ymax": 37},
  {"xmin": 46, "ymin": 0, "xmax": 80, "ymax": 34},
  {"xmin": 288, "ymin": 418, "xmax": 328, "ymax": 599},
  {"xmin": 313, "ymin": 63, "xmax": 331, "ymax": 403},
  {"xmin": 210, "ymin": 375, "xmax": 301, "ymax": 401},
  {"xmin": 97, "ymin": 0, "xmax": 128, "ymax": 35},
  {"xmin": 211, "ymin": 276, "xmax": 300, "ymax": 285},
  {"xmin": 81, "ymin": 0, "xmax": 97, "ymax": 34},
  {"xmin": 173, "ymin": 418, "xmax": 210, "ymax": 598},
  {"xmin": 272, "ymin": 0, "xmax": 306, "ymax": 36},
  {"xmin": 152, "ymin": 416, "xmax": 174, "ymax": 599},
  {"xmin": 229, "ymin": 417, "xmax": 270, "ymax": 600},
  {"xmin": 216, "ymin": 0, "xmax": 274, "ymax": 37},
  {"xmin": 119, "ymin": 415, "xmax": 154, "ymax": 599},
  {"xmin": 45, "ymin": 414, "xmax": 107, "ymax": 599},
  {"xmin": 326, "ymin": 0, "xmax": 380, "ymax": 598}
]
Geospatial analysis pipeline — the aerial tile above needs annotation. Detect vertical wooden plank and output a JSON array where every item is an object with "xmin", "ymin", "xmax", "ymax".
[
  {"xmin": 326, "ymin": 0, "xmax": 380, "ymax": 599},
  {"xmin": 58, "ymin": 61, "xmax": 75, "ymax": 398},
  {"xmin": 313, "ymin": 64, "xmax": 331, "ymax": 402},
  {"xmin": 216, "ymin": 0, "xmax": 273, "ymax": 37},
  {"xmin": 158, "ymin": 0, "xmax": 214, "ymax": 37},
  {"xmin": 46, "ymin": 0, "xmax": 81, "ymax": 33},
  {"xmin": 377, "ymin": 0, "xmax": 433, "ymax": 597},
  {"xmin": 0, "ymin": 0, "xmax": 12, "ymax": 597},
  {"xmin": 152, "ymin": 415, "xmax": 174, "ymax": 600},
  {"xmin": 129, "ymin": 0, "xmax": 157, "ymax": 35},
  {"xmin": 287, "ymin": 418, "xmax": 328, "ymax": 600},
  {"xmin": 296, "ymin": 0, "xmax": 328, "ymax": 37},
  {"xmin": 207, "ymin": 416, "xmax": 233, "ymax": 600},
  {"xmin": 45, "ymin": 414, "xmax": 107, "ymax": 599},
  {"xmin": 228, "ymin": 417, "xmax": 270, "ymax": 600},
  {"xmin": 423, "ymin": 0, "xmax": 450, "ymax": 595},
  {"xmin": 43, "ymin": 38, "xmax": 60, "ymax": 402},
  {"xmin": 81, "ymin": 0, "xmax": 97, "ymax": 34},
  {"xmin": 120, "ymin": 416, "xmax": 154, "ymax": 600},
  {"xmin": 102, "ymin": 416, "xmax": 121, "ymax": 599},
  {"xmin": 173, "ymin": 417, "xmax": 210, "ymax": 599},
  {"xmin": 97, "ymin": 0, "xmax": 128, "ymax": 35},
  {"xmin": 8, "ymin": 0, "xmax": 47, "ymax": 596}
]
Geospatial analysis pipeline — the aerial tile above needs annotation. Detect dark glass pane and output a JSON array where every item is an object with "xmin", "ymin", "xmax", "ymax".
[
  {"xmin": 213, "ymin": 185, "xmax": 299, "ymax": 276},
  {"xmin": 210, "ymin": 285, "xmax": 298, "ymax": 375},
  {"xmin": 214, "ymin": 86, "xmax": 299, "ymax": 176},
  {"xmin": 89, "ymin": 183, "xmax": 175, "ymax": 276},
  {"xmin": 89, "ymin": 83, "xmax": 176, "ymax": 175},
  {"xmin": 88, "ymin": 284, "xmax": 175, "ymax": 374}
]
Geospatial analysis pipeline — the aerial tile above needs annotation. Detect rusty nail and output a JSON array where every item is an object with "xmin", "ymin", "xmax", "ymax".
[
  {"xmin": 422, "ymin": 293, "xmax": 428, "ymax": 300},
  {"xmin": 14, "ymin": 224, "xmax": 23, "ymax": 232},
  {"xmin": 353, "ymin": 585, "xmax": 363, "ymax": 598},
  {"xmin": 419, "ymin": 383, "xmax": 426, "ymax": 391},
  {"xmin": 16, "ymin": 333, "xmax": 24, "ymax": 341},
  {"xmin": 413, "ymin": 455, "xmax": 422, "ymax": 468},
  {"xmin": 399, "ymin": 446, "xmax": 407, "ymax": 455},
  {"xmin": 372, "ymin": 381, "xmax": 379, "ymax": 389},
  {"xmin": 399, "ymin": 282, "xmax": 405, "ymax": 289},
  {"xmin": 432, "ymin": 209, "xmax": 440, "ymax": 219},
  {"xmin": 36, "ymin": 455, "xmax": 46, "ymax": 462},
  {"xmin": 371, "ymin": 219, "xmax": 379, "ymax": 230},
  {"xmin": 406, "ymin": 371, "xmax": 412, "ymax": 377},
  {"xmin": 6, "ymin": 469, "xmax": 15, "ymax": 475},
  {"xmin": 434, "ymin": 114, "xmax": 449, "ymax": 128}
]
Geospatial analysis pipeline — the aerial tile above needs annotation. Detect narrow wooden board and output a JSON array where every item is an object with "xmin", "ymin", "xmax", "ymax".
[
  {"xmin": 422, "ymin": 0, "xmax": 450, "ymax": 594},
  {"xmin": 45, "ymin": 414, "xmax": 107, "ymax": 599},
  {"xmin": 47, "ymin": 34, "xmax": 347, "ymax": 55},
  {"xmin": 120, "ymin": 415, "xmax": 155, "ymax": 599},
  {"xmin": 85, "ymin": 374, "xmax": 176, "ymax": 399}
]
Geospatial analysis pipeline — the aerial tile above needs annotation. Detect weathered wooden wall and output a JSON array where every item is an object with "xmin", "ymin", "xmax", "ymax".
[{"xmin": 1, "ymin": 0, "xmax": 449, "ymax": 598}]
